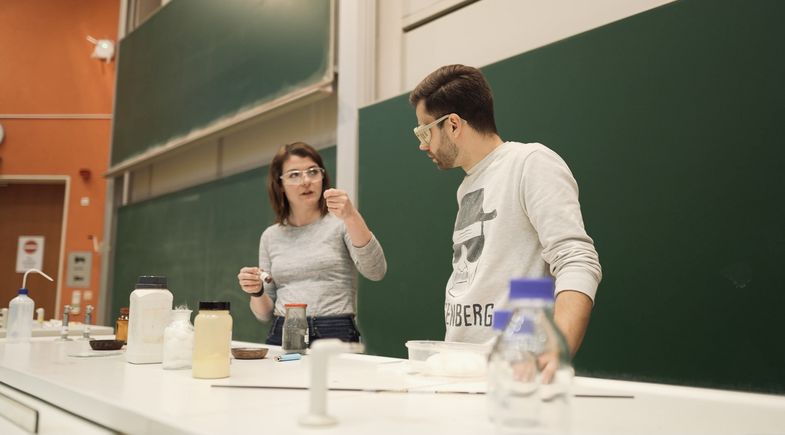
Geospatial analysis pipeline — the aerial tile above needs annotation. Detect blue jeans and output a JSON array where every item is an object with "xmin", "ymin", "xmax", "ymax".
[{"xmin": 265, "ymin": 314, "xmax": 360, "ymax": 347}]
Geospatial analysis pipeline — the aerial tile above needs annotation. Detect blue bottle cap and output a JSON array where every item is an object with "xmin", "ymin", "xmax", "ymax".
[
  {"xmin": 492, "ymin": 310, "xmax": 512, "ymax": 331},
  {"xmin": 509, "ymin": 278, "xmax": 554, "ymax": 301},
  {"xmin": 18, "ymin": 288, "xmax": 29, "ymax": 295}
]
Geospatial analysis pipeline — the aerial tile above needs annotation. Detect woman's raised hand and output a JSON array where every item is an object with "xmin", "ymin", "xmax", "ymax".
[
  {"xmin": 237, "ymin": 266, "xmax": 262, "ymax": 294},
  {"xmin": 324, "ymin": 188, "xmax": 357, "ymax": 220}
]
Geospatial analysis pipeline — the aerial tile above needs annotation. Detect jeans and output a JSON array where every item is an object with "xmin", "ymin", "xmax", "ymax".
[{"xmin": 265, "ymin": 314, "xmax": 360, "ymax": 347}]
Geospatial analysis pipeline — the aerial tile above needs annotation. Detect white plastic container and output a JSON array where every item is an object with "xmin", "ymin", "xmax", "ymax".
[
  {"xmin": 192, "ymin": 301, "xmax": 232, "ymax": 379},
  {"xmin": 405, "ymin": 340, "xmax": 491, "ymax": 377},
  {"xmin": 126, "ymin": 276, "xmax": 173, "ymax": 364},
  {"xmin": 6, "ymin": 289, "xmax": 34, "ymax": 343},
  {"xmin": 7, "ymin": 269, "xmax": 53, "ymax": 344}
]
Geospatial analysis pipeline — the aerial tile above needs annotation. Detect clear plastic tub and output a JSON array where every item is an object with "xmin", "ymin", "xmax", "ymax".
[{"xmin": 405, "ymin": 340, "xmax": 492, "ymax": 377}]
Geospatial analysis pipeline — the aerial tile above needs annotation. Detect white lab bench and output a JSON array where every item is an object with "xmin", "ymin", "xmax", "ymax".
[
  {"xmin": 0, "ymin": 324, "xmax": 114, "ymax": 339},
  {"xmin": 1, "ymin": 338, "xmax": 784, "ymax": 434}
]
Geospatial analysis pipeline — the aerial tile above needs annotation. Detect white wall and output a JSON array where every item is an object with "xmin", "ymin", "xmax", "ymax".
[
  {"xmin": 376, "ymin": 0, "xmax": 675, "ymax": 103},
  {"xmin": 128, "ymin": 96, "xmax": 336, "ymax": 202}
]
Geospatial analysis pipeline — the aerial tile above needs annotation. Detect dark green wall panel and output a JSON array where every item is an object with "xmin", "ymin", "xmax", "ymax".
[
  {"xmin": 111, "ymin": 0, "xmax": 332, "ymax": 165},
  {"xmin": 358, "ymin": 0, "xmax": 785, "ymax": 393},
  {"xmin": 110, "ymin": 147, "xmax": 336, "ymax": 343}
]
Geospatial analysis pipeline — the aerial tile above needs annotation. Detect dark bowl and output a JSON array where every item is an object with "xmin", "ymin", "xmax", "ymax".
[
  {"xmin": 231, "ymin": 347, "xmax": 269, "ymax": 359},
  {"xmin": 89, "ymin": 339, "xmax": 125, "ymax": 351}
]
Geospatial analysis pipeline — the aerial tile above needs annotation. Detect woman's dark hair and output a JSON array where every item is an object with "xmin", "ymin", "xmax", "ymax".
[
  {"xmin": 267, "ymin": 142, "xmax": 330, "ymax": 225},
  {"xmin": 409, "ymin": 64, "xmax": 498, "ymax": 136}
]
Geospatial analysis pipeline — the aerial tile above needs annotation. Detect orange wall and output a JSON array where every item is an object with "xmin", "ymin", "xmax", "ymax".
[{"xmin": 0, "ymin": 0, "xmax": 119, "ymax": 322}]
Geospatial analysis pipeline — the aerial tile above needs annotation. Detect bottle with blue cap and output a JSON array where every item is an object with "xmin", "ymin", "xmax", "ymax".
[
  {"xmin": 7, "ymin": 269, "xmax": 54, "ymax": 343},
  {"xmin": 486, "ymin": 277, "xmax": 573, "ymax": 434}
]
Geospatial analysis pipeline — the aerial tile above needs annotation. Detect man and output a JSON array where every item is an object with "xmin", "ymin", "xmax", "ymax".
[{"xmin": 409, "ymin": 64, "xmax": 601, "ymax": 356}]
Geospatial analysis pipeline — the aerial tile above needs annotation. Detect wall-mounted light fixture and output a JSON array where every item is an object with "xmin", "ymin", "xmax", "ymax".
[{"xmin": 86, "ymin": 36, "xmax": 115, "ymax": 62}]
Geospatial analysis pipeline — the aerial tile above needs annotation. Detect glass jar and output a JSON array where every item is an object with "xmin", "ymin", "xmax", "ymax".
[
  {"xmin": 162, "ymin": 308, "xmax": 194, "ymax": 370},
  {"xmin": 282, "ymin": 303, "xmax": 308, "ymax": 354},
  {"xmin": 115, "ymin": 307, "xmax": 129, "ymax": 343},
  {"xmin": 192, "ymin": 301, "xmax": 232, "ymax": 379}
]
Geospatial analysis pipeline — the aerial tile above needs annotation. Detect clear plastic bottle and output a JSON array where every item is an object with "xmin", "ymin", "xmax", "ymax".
[
  {"xmin": 115, "ymin": 307, "xmax": 129, "ymax": 343},
  {"xmin": 192, "ymin": 301, "xmax": 232, "ymax": 379},
  {"xmin": 162, "ymin": 308, "xmax": 194, "ymax": 370},
  {"xmin": 7, "ymin": 288, "xmax": 35, "ymax": 343},
  {"xmin": 282, "ymin": 303, "xmax": 308, "ymax": 354},
  {"xmin": 126, "ymin": 276, "xmax": 173, "ymax": 364},
  {"xmin": 487, "ymin": 278, "xmax": 573, "ymax": 434}
]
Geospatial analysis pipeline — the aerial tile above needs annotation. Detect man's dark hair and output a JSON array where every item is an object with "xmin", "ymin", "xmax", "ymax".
[{"xmin": 409, "ymin": 64, "xmax": 498, "ymax": 135}]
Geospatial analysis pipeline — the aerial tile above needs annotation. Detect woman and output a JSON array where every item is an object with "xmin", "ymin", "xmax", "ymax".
[{"xmin": 237, "ymin": 142, "xmax": 386, "ymax": 346}]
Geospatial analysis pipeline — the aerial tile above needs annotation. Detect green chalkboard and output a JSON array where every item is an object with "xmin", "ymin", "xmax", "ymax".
[
  {"xmin": 358, "ymin": 0, "xmax": 785, "ymax": 394},
  {"xmin": 111, "ymin": 0, "xmax": 333, "ymax": 166},
  {"xmin": 110, "ymin": 148, "xmax": 337, "ymax": 343}
]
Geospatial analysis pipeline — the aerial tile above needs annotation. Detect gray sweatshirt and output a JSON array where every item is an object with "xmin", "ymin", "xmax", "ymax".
[
  {"xmin": 259, "ymin": 214, "xmax": 386, "ymax": 317},
  {"xmin": 445, "ymin": 141, "xmax": 602, "ymax": 343}
]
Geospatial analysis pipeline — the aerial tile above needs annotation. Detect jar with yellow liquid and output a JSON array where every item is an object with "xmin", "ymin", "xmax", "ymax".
[{"xmin": 192, "ymin": 301, "xmax": 232, "ymax": 379}]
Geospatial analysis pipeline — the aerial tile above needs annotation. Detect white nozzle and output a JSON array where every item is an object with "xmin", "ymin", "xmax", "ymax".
[
  {"xmin": 90, "ymin": 235, "xmax": 100, "ymax": 253},
  {"xmin": 22, "ymin": 268, "xmax": 54, "ymax": 289}
]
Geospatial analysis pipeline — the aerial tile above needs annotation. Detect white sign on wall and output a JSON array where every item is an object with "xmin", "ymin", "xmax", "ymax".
[
  {"xmin": 66, "ymin": 251, "xmax": 92, "ymax": 288},
  {"xmin": 16, "ymin": 236, "xmax": 45, "ymax": 273}
]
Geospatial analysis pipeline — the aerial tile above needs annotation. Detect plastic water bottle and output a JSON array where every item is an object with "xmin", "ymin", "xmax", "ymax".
[
  {"xmin": 487, "ymin": 278, "xmax": 573, "ymax": 434},
  {"xmin": 7, "ymin": 288, "xmax": 35, "ymax": 343}
]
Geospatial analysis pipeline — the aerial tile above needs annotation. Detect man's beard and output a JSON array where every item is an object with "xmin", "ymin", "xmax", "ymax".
[{"xmin": 431, "ymin": 134, "xmax": 458, "ymax": 169}]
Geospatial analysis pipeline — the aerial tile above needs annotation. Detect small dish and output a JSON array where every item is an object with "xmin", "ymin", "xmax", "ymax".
[
  {"xmin": 89, "ymin": 339, "xmax": 125, "ymax": 351},
  {"xmin": 231, "ymin": 347, "xmax": 269, "ymax": 359}
]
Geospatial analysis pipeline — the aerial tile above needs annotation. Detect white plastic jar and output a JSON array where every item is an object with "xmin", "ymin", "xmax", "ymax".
[
  {"xmin": 125, "ymin": 276, "xmax": 173, "ymax": 364},
  {"xmin": 192, "ymin": 301, "xmax": 232, "ymax": 379}
]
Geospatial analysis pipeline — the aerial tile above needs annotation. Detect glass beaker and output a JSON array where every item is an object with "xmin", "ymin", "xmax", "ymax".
[{"xmin": 162, "ymin": 308, "xmax": 194, "ymax": 370}]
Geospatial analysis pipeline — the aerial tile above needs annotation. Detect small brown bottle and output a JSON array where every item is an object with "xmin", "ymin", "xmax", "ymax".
[{"xmin": 115, "ymin": 307, "xmax": 129, "ymax": 343}]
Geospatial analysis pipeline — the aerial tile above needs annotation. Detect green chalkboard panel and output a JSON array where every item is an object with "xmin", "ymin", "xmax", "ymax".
[
  {"xmin": 358, "ymin": 0, "xmax": 785, "ymax": 393},
  {"xmin": 111, "ymin": 0, "xmax": 333, "ymax": 165},
  {"xmin": 110, "ymin": 147, "xmax": 336, "ymax": 343}
]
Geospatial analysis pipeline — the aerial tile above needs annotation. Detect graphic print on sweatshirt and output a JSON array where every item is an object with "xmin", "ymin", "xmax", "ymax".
[{"xmin": 447, "ymin": 188, "xmax": 497, "ymax": 298}]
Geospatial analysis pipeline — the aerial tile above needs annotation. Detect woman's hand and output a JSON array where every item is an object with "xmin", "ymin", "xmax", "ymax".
[
  {"xmin": 324, "ymin": 188, "xmax": 372, "ymax": 247},
  {"xmin": 237, "ymin": 266, "xmax": 263, "ymax": 294},
  {"xmin": 324, "ymin": 188, "xmax": 357, "ymax": 220}
]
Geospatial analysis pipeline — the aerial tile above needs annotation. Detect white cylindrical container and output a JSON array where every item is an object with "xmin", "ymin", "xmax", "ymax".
[
  {"xmin": 7, "ymin": 288, "xmax": 35, "ymax": 343},
  {"xmin": 192, "ymin": 301, "xmax": 232, "ymax": 379},
  {"xmin": 125, "ymin": 276, "xmax": 173, "ymax": 364},
  {"xmin": 162, "ymin": 308, "xmax": 194, "ymax": 370}
]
